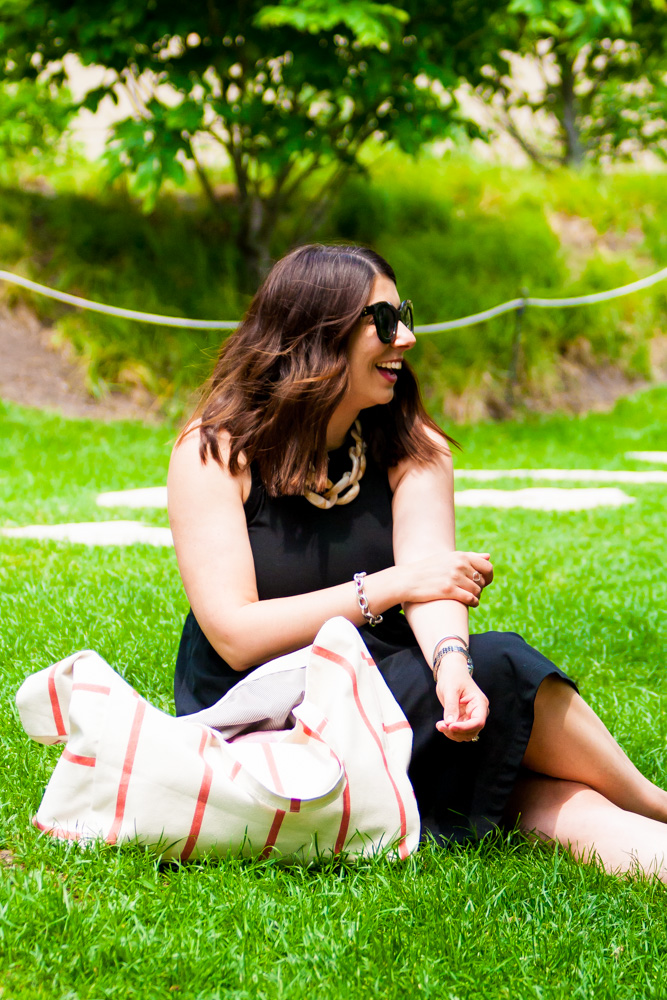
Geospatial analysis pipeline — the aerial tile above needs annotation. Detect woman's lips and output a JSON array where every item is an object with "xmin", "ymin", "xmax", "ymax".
[{"xmin": 376, "ymin": 366, "xmax": 398, "ymax": 383}]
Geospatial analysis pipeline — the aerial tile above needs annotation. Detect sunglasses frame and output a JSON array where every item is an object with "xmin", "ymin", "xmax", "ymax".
[{"xmin": 360, "ymin": 299, "xmax": 414, "ymax": 345}]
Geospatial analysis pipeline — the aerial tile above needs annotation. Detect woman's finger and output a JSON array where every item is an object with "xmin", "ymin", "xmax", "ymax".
[
  {"xmin": 452, "ymin": 571, "xmax": 483, "ymax": 595},
  {"xmin": 436, "ymin": 719, "xmax": 484, "ymax": 741},
  {"xmin": 453, "ymin": 587, "xmax": 480, "ymax": 607},
  {"xmin": 442, "ymin": 684, "xmax": 464, "ymax": 728},
  {"xmin": 447, "ymin": 710, "xmax": 487, "ymax": 732},
  {"xmin": 458, "ymin": 577, "xmax": 481, "ymax": 597},
  {"xmin": 469, "ymin": 554, "xmax": 493, "ymax": 586}
]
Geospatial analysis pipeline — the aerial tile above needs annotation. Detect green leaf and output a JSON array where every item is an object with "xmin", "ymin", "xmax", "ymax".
[{"xmin": 254, "ymin": 0, "xmax": 409, "ymax": 48}]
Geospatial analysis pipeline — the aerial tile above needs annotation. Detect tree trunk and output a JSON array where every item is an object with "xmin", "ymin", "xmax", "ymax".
[
  {"xmin": 560, "ymin": 57, "xmax": 586, "ymax": 168},
  {"xmin": 227, "ymin": 130, "xmax": 272, "ymax": 292},
  {"xmin": 236, "ymin": 192, "xmax": 271, "ymax": 293},
  {"xmin": 189, "ymin": 140, "xmax": 224, "ymax": 216}
]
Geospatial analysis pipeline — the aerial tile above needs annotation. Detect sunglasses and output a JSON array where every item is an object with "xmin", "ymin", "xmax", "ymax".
[{"xmin": 360, "ymin": 299, "xmax": 414, "ymax": 345}]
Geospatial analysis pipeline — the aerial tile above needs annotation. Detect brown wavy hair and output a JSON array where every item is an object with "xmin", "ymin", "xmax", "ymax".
[{"xmin": 186, "ymin": 243, "xmax": 455, "ymax": 496}]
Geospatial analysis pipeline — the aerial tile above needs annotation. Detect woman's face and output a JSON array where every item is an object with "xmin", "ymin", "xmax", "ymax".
[{"xmin": 344, "ymin": 274, "xmax": 417, "ymax": 412}]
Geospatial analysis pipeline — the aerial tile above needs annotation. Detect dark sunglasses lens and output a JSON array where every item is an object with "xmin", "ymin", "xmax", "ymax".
[
  {"xmin": 374, "ymin": 303, "xmax": 397, "ymax": 344},
  {"xmin": 400, "ymin": 301, "xmax": 414, "ymax": 333}
]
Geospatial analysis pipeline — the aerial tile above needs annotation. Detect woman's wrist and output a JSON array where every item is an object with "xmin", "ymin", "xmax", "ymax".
[
  {"xmin": 353, "ymin": 566, "xmax": 407, "ymax": 623},
  {"xmin": 434, "ymin": 650, "xmax": 471, "ymax": 686},
  {"xmin": 395, "ymin": 562, "xmax": 417, "ymax": 604},
  {"xmin": 432, "ymin": 637, "xmax": 473, "ymax": 682},
  {"xmin": 373, "ymin": 564, "xmax": 413, "ymax": 611},
  {"xmin": 432, "ymin": 634, "xmax": 469, "ymax": 662},
  {"xmin": 353, "ymin": 572, "xmax": 383, "ymax": 625},
  {"xmin": 436, "ymin": 650, "xmax": 470, "ymax": 670}
]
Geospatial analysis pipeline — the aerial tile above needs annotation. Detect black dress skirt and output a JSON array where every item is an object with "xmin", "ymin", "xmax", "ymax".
[{"xmin": 174, "ymin": 431, "xmax": 575, "ymax": 844}]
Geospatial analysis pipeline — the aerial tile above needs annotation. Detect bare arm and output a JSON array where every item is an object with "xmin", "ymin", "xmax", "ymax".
[{"xmin": 390, "ymin": 432, "xmax": 493, "ymax": 740}]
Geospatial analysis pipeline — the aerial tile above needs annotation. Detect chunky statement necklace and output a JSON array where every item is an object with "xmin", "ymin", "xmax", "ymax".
[{"xmin": 304, "ymin": 420, "xmax": 366, "ymax": 509}]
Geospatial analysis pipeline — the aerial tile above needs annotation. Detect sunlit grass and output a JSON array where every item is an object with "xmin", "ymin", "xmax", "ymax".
[{"xmin": 1, "ymin": 389, "xmax": 666, "ymax": 998}]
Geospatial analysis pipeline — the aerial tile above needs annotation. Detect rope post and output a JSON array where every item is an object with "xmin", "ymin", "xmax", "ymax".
[{"xmin": 506, "ymin": 288, "xmax": 528, "ymax": 406}]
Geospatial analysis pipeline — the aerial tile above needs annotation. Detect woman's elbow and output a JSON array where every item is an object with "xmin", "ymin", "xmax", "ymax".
[
  {"xmin": 191, "ymin": 600, "xmax": 258, "ymax": 671},
  {"xmin": 205, "ymin": 622, "xmax": 257, "ymax": 672},
  {"xmin": 227, "ymin": 656, "xmax": 255, "ymax": 673},
  {"xmin": 211, "ymin": 634, "xmax": 255, "ymax": 672}
]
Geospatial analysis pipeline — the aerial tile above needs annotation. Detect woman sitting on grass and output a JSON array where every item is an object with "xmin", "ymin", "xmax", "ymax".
[{"xmin": 168, "ymin": 243, "xmax": 667, "ymax": 878}]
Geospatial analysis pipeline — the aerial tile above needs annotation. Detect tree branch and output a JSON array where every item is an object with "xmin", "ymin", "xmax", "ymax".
[
  {"xmin": 187, "ymin": 137, "xmax": 220, "ymax": 213},
  {"xmin": 558, "ymin": 53, "xmax": 586, "ymax": 167},
  {"xmin": 497, "ymin": 103, "xmax": 557, "ymax": 169}
]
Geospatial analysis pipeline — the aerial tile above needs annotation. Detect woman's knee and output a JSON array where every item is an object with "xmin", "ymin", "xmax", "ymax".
[{"xmin": 508, "ymin": 774, "xmax": 617, "ymax": 838}]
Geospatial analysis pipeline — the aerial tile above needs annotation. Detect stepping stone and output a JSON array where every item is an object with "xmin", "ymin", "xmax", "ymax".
[
  {"xmin": 97, "ymin": 487, "xmax": 168, "ymax": 508},
  {"xmin": 454, "ymin": 487, "xmax": 634, "ymax": 511},
  {"xmin": 624, "ymin": 451, "xmax": 667, "ymax": 464},
  {"xmin": 97, "ymin": 467, "xmax": 667, "ymax": 512},
  {"xmin": 2, "ymin": 521, "xmax": 173, "ymax": 546},
  {"xmin": 455, "ymin": 469, "xmax": 667, "ymax": 484}
]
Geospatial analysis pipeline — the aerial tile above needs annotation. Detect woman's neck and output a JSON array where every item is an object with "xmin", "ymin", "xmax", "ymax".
[{"xmin": 326, "ymin": 405, "xmax": 360, "ymax": 451}]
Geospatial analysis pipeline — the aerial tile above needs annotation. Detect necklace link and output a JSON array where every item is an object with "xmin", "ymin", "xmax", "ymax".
[{"xmin": 304, "ymin": 420, "xmax": 366, "ymax": 509}]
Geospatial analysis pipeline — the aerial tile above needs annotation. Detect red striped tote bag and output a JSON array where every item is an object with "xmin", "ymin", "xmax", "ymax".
[{"xmin": 16, "ymin": 617, "xmax": 420, "ymax": 861}]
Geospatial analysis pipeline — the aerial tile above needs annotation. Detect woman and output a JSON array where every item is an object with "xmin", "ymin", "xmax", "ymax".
[{"xmin": 168, "ymin": 243, "xmax": 667, "ymax": 877}]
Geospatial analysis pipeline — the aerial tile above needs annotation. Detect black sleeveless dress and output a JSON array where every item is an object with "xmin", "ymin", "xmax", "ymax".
[{"xmin": 174, "ymin": 433, "xmax": 575, "ymax": 844}]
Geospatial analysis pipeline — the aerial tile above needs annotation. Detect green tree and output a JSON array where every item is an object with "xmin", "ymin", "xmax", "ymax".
[
  {"xmin": 470, "ymin": 0, "xmax": 667, "ymax": 168},
  {"xmin": 0, "ymin": 0, "xmax": 496, "ymax": 287},
  {"xmin": 0, "ymin": 77, "xmax": 73, "ymax": 165}
]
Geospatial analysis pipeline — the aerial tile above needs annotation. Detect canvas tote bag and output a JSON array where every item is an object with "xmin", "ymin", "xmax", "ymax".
[{"xmin": 16, "ymin": 617, "xmax": 420, "ymax": 861}]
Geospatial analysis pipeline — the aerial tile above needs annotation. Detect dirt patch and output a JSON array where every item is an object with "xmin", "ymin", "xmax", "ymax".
[
  {"xmin": 440, "ymin": 352, "xmax": 659, "ymax": 424},
  {"xmin": 548, "ymin": 212, "xmax": 646, "ymax": 256},
  {"xmin": 0, "ymin": 303, "xmax": 162, "ymax": 422},
  {"xmin": 523, "ymin": 358, "xmax": 649, "ymax": 415}
]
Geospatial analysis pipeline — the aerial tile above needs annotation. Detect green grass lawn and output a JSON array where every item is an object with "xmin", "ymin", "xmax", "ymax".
[{"xmin": 1, "ymin": 389, "xmax": 666, "ymax": 999}]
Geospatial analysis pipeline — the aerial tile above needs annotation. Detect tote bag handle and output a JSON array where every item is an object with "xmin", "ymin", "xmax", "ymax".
[{"xmin": 209, "ymin": 700, "xmax": 345, "ymax": 812}]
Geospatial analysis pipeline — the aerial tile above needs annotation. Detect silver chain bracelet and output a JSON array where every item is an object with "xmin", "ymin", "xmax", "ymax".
[{"xmin": 353, "ymin": 572, "xmax": 383, "ymax": 626}]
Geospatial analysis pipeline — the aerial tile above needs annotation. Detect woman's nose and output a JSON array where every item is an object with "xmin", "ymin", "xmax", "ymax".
[{"xmin": 395, "ymin": 321, "xmax": 417, "ymax": 350}]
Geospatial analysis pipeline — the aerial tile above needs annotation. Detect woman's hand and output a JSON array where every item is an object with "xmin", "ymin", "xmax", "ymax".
[
  {"xmin": 402, "ymin": 551, "xmax": 493, "ymax": 608},
  {"xmin": 435, "ymin": 656, "xmax": 489, "ymax": 741}
]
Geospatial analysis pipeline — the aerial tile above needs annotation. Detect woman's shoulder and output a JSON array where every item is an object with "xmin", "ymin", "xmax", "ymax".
[
  {"xmin": 387, "ymin": 420, "xmax": 453, "ymax": 493},
  {"xmin": 168, "ymin": 419, "xmax": 252, "ymax": 505}
]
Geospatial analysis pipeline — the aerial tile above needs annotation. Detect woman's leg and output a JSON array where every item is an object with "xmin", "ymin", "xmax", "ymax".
[
  {"xmin": 522, "ymin": 676, "xmax": 667, "ymax": 822},
  {"xmin": 512, "ymin": 676, "xmax": 667, "ymax": 878},
  {"xmin": 508, "ymin": 774, "xmax": 667, "ymax": 881}
]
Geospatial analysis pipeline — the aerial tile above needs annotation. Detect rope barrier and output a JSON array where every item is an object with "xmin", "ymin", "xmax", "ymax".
[
  {"xmin": 0, "ymin": 271, "xmax": 237, "ymax": 330},
  {"xmin": 1, "ymin": 263, "xmax": 666, "ymax": 334},
  {"xmin": 415, "ymin": 265, "xmax": 667, "ymax": 332}
]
